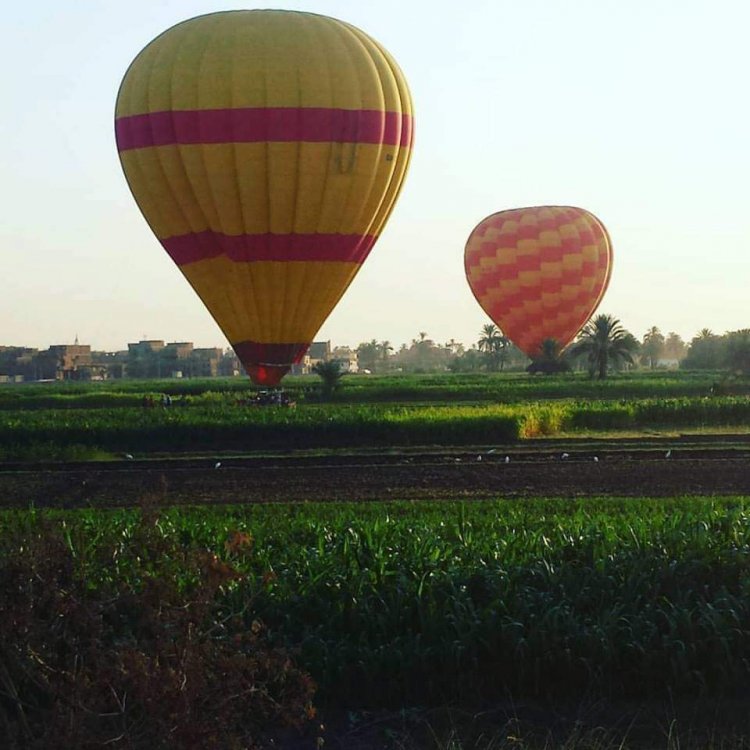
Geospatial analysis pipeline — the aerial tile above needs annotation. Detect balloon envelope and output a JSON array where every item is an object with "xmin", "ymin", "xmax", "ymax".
[
  {"xmin": 116, "ymin": 10, "xmax": 414, "ymax": 385},
  {"xmin": 464, "ymin": 206, "xmax": 612, "ymax": 358}
]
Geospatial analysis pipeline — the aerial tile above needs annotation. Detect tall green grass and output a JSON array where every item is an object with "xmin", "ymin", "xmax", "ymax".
[
  {"xmin": 567, "ymin": 397, "xmax": 750, "ymax": 430},
  {"xmin": 1, "ymin": 397, "xmax": 747, "ymax": 458},
  {"xmin": 4, "ymin": 497, "xmax": 750, "ymax": 707},
  {"xmin": 0, "ymin": 403, "xmax": 523, "ymax": 457}
]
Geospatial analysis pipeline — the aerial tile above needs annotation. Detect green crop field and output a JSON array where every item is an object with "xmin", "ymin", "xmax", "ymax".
[
  {"xmin": 1, "ymin": 369, "xmax": 748, "ymax": 411},
  {"xmin": 3, "ymin": 496, "xmax": 750, "ymax": 709},
  {"xmin": 2, "ymin": 372, "xmax": 750, "ymax": 747},
  {"xmin": 1, "ymin": 396, "xmax": 748, "ymax": 460},
  {"xmin": 0, "ymin": 371, "xmax": 748, "ymax": 460}
]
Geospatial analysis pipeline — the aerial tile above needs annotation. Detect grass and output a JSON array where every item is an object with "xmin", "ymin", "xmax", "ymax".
[
  {"xmin": 4, "ymin": 496, "xmax": 750, "ymax": 711},
  {"xmin": 318, "ymin": 702, "xmax": 750, "ymax": 748},
  {"xmin": 0, "ymin": 394, "xmax": 748, "ymax": 460},
  {"xmin": 1, "ymin": 370, "xmax": 747, "ymax": 411},
  {"xmin": 2, "ymin": 371, "xmax": 747, "ymax": 460},
  {"xmin": 0, "ymin": 403, "xmax": 522, "ymax": 458},
  {"xmin": 3, "ymin": 372, "xmax": 750, "ymax": 746}
]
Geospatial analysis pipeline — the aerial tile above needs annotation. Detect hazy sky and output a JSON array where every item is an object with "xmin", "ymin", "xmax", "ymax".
[{"xmin": 2, "ymin": 0, "xmax": 748, "ymax": 351}]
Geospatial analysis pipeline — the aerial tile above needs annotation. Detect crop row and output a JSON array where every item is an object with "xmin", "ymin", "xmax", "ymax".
[
  {"xmin": 0, "ymin": 403, "xmax": 521, "ymax": 456},
  {"xmin": 1, "ymin": 397, "xmax": 748, "ymax": 458},
  {"xmin": 326, "ymin": 370, "xmax": 742, "ymax": 404},
  {"xmin": 1, "ymin": 370, "xmax": 743, "ymax": 410},
  {"xmin": 567, "ymin": 396, "xmax": 750, "ymax": 429},
  {"xmin": 3, "ymin": 496, "xmax": 750, "ymax": 707}
]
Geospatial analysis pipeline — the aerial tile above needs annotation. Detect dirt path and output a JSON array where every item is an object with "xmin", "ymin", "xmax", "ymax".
[{"xmin": 1, "ymin": 447, "xmax": 748, "ymax": 508}]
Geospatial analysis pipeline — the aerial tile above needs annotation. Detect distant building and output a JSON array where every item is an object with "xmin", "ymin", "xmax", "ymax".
[
  {"xmin": 192, "ymin": 347, "xmax": 223, "ymax": 377},
  {"xmin": 218, "ymin": 350, "xmax": 243, "ymax": 377},
  {"xmin": 48, "ymin": 344, "xmax": 92, "ymax": 369},
  {"xmin": 287, "ymin": 341, "xmax": 331, "ymax": 376},
  {"xmin": 1, "ymin": 337, "xmax": 360, "ymax": 382},
  {"xmin": 92, "ymin": 351, "xmax": 127, "ymax": 379},
  {"xmin": 307, "ymin": 341, "xmax": 331, "ymax": 364},
  {"xmin": 127, "ymin": 340, "xmax": 165, "ymax": 378},
  {"xmin": 41, "ymin": 344, "xmax": 93, "ymax": 380},
  {"xmin": 162, "ymin": 342, "xmax": 194, "ymax": 377},
  {"xmin": 2, "ymin": 344, "xmax": 101, "ymax": 381},
  {"xmin": 331, "ymin": 346, "xmax": 358, "ymax": 373},
  {"xmin": 124, "ymin": 339, "xmax": 241, "ymax": 379},
  {"xmin": 289, "ymin": 352, "xmax": 312, "ymax": 377},
  {"xmin": 128, "ymin": 340, "xmax": 165, "ymax": 355},
  {"xmin": 0, "ymin": 347, "xmax": 38, "ymax": 381},
  {"xmin": 163, "ymin": 342, "xmax": 194, "ymax": 360}
]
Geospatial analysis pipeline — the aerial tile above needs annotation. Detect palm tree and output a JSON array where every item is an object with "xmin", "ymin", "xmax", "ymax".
[
  {"xmin": 495, "ymin": 334, "xmax": 511, "ymax": 370},
  {"xmin": 641, "ymin": 326, "xmax": 665, "ymax": 369},
  {"xmin": 477, "ymin": 324, "xmax": 510, "ymax": 371},
  {"xmin": 684, "ymin": 328, "xmax": 722, "ymax": 370},
  {"xmin": 481, "ymin": 324, "xmax": 513, "ymax": 371},
  {"xmin": 378, "ymin": 341, "xmax": 393, "ymax": 371},
  {"xmin": 570, "ymin": 314, "xmax": 637, "ymax": 379},
  {"xmin": 312, "ymin": 360, "xmax": 345, "ymax": 399},
  {"xmin": 478, "ymin": 324, "xmax": 499, "ymax": 352},
  {"xmin": 445, "ymin": 338, "xmax": 464, "ymax": 356}
]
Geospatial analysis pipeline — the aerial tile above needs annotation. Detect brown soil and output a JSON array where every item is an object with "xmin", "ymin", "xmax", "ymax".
[{"xmin": 1, "ymin": 445, "xmax": 749, "ymax": 508}]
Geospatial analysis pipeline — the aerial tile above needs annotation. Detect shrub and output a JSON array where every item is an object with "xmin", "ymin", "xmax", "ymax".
[
  {"xmin": 519, "ymin": 403, "xmax": 567, "ymax": 437},
  {"xmin": 0, "ymin": 510, "xmax": 316, "ymax": 749}
]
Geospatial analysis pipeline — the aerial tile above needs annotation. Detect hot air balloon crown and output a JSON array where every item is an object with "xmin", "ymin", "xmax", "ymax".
[{"xmin": 115, "ymin": 10, "xmax": 414, "ymax": 385}]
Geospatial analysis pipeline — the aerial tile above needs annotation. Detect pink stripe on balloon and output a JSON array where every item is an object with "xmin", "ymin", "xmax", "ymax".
[
  {"xmin": 116, "ymin": 107, "xmax": 413, "ymax": 150},
  {"xmin": 161, "ymin": 231, "xmax": 377, "ymax": 266}
]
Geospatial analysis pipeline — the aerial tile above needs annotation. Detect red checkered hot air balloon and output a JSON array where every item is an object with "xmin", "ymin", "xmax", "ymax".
[
  {"xmin": 464, "ymin": 206, "xmax": 612, "ymax": 359},
  {"xmin": 115, "ymin": 10, "xmax": 413, "ymax": 385}
]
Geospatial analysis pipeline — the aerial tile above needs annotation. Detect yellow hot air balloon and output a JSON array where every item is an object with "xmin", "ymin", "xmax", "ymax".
[
  {"xmin": 115, "ymin": 10, "xmax": 413, "ymax": 385},
  {"xmin": 464, "ymin": 206, "xmax": 613, "ymax": 358}
]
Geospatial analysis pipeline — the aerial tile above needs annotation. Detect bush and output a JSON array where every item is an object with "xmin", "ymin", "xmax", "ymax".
[
  {"xmin": 566, "ymin": 402, "xmax": 635, "ymax": 430},
  {"xmin": 519, "ymin": 403, "xmax": 567, "ymax": 436},
  {"xmin": 0, "ymin": 510, "xmax": 316, "ymax": 749}
]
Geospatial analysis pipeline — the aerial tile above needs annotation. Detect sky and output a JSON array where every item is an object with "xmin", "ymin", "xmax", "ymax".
[{"xmin": 2, "ymin": 0, "xmax": 748, "ymax": 352}]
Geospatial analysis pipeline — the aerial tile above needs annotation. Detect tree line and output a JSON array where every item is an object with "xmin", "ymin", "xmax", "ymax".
[{"xmin": 346, "ymin": 320, "xmax": 750, "ymax": 379}]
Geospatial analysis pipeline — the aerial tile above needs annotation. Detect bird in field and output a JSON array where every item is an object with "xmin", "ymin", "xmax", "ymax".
[
  {"xmin": 665, "ymin": 449, "xmax": 672, "ymax": 458},
  {"xmin": 124, "ymin": 453, "xmax": 134, "ymax": 460},
  {"xmin": 214, "ymin": 461, "xmax": 222, "ymax": 469},
  {"xmin": 561, "ymin": 452, "xmax": 569, "ymax": 460},
  {"xmin": 505, "ymin": 456, "xmax": 510, "ymax": 463},
  {"xmin": 476, "ymin": 455, "xmax": 482, "ymax": 462},
  {"xmin": 487, "ymin": 449, "xmax": 497, "ymax": 454},
  {"xmin": 593, "ymin": 456, "xmax": 599, "ymax": 462}
]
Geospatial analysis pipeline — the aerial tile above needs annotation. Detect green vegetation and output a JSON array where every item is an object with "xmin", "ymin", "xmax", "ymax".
[
  {"xmin": 311, "ymin": 359, "xmax": 347, "ymax": 399},
  {"xmin": 569, "ymin": 314, "xmax": 638, "ymax": 379},
  {"xmin": 1, "ymin": 395, "xmax": 748, "ymax": 459},
  {"xmin": 0, "ymin": 508, "xmax": 316, "ymax": 748},
  {"xmin": 477, "ymin": 323, "xmax": 512, "ymax": 371},
  {"xmin": 0, "ymin": 403, "xmax": 522, "ymax": 458},
  {"xmin": 526, "ymin": 338, "xmax": 571, "ymax": 375},
  {"xmin": 682, "ymin": 328, "xmax": 750, "ymax": 375},
  {"xmin": 2, "ymin": 370, "xmax": 748, "ymax": 411},
  {"xmin": 3, "ymin": 496, "xmax": 750, "ymax": 712},
  {"xmin": 2, "ymin": 371, "xmax": 750, "ymax": 746}
]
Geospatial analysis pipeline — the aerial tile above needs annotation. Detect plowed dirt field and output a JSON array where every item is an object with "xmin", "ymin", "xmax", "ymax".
[{"xmin": 2, "ymin": 441, "xmax": 748, "ymax": 508}]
